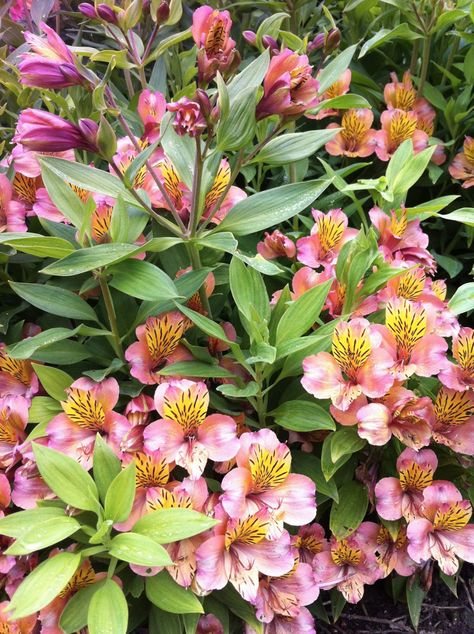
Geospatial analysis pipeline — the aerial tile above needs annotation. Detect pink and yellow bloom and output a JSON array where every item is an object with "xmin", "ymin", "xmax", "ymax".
[
  {"xmin": 0, "ymin": 395, "xmax": 28, "ymax": 468},
  {"xmin": 310, "ymin": 69, "xmax": 351, "ymax": 120},
  {"xmin": 449, "ymin": 136, "xmax": 474, "ymax": 188},
  {"xmin": 192, "ymin": 6, "xmax": 239, "ymax": 84},
  {"xmin": 168, "ymin": 97, "xmax": 207, "ymax": 137},
  {"xmin": 357, "ymin": 523, "xmax": 417, "ymax": 577},
  {"xmin": 0, "ymin": 174, "xmax": 26, "ymax": 233},
  {"xmin": 439, "ymin": 327, "xmax": 474, "ymax": 392},
  {"xmin": 375, "ymin": 447, "xmax": 438, "ymax": 521},
  {"xmin": 0, "ymin": 600, "xmax": 37, "ymax": 633},
  {"xmin": 383, "ymin": 71, "xmax": 435, "ymax": 123},
  {"xmin": 432, "ymin": 387, "xmax": 474, "ymax": 455},
  {"xmin": 138, "ymin": 89, "xmax": 167, "ymax": 143},
  {"xmin": 144, "ymin": 380, "xmax": 239, "ymax": 479},
  {"xmin": 293, "ymin": 523, "xmax": 329, "ymax": 563},
  {"xmin": 325, "ymin": 108, "xmax": 376, "ymax": 158},
  {"xmin": 374, "ymin": 109, "xmax": 429, "ymax": 161},
  {"xmin": 257, "ymin": 230, "xmax": 296, "ymax": 260},
  {"xmin": 0, "ymin": 344, "xmax": 38, "ymax": 399}
]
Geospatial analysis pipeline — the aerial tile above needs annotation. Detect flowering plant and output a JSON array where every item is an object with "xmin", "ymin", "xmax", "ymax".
[{"xmin": 0, "ymin": 1, "xmax": 473, "ymax": 633}]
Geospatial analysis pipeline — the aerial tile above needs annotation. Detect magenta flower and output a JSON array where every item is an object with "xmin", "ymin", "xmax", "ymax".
[
  {"xmin": 11, "ymin": 457, "xmax": 55, "ymax": 509},
  {"xmin": 168, "ymin": 97, "xmax": 207, "ymax": 137},
  {"xmin": 325, "ymin": 108, "xmax": 377, "ymax": 158},
  {"xmin": 14, "ymin": 109, "xmax": 99, "ymax": 153},
  {"xmin": 375, "ymin": 447, "xmax": 438, "ymax": 521},
  {"xmin": 197, "ymin": 614, "xmax": 224, "ymax": 634},
  {"xmin": 46, "ymin": 378, "xmax": 131, "ymax": 469},
  {"xmin": 256, "ymin": 49, "xmax": 319, "ymax": 120},
  {"xmin": 407, "ymin": 481, "xmax": 474, "ymax": 575},
  {"xmin": 296, "ymin": 208, "xmax": 357, "ymax": 270},
  {"xmin": 374, "ymin": 109, "xmax": 429, "ymax": 161},
  {"xmin": 144, "ymin": 380, "xmax": 239, "ymax": 479},
  {"xmin": 357, "ymin": 523, "xmax": 417, "ymax": 577},
  {"xmin": 19, "ymin": 21, "xmax": 85, "ymax": 89},
  {"xmin": 449, "ymin": 136, "xmax": 474, "ymax": 188},
  {"xmin": 439, "ymin": 327, "xmax": 474, "ymax": 392},
  {"xmin": 246, "ymin": 606, "xmax": 316, "ymax": 634},
  {"xmin": 0, "ymin": 174, "xmax": 26, "ymax": 233},
  {"xmin": 294, "ymin": 523, "xmax": 329, "ymax": 563},
  {"xmin": 257, "ymin": 230, "xmax": 296, "ymax": 260},
  {"xmin": 309, "ymin": 69, "xmax": 351, "ymax": 120},
  {"xmin": 0, "ymin": 395, "xmax": 28, "ymax": 469},
  {"xmin": 0, "ymin": 344, "xmax": 39, "ymax": 400},
  {"xmin": 432, "ymin": 387, "xmax": 474, "ymax": 456},
  {"xmin": 302, "ymin": 318, "xmax": 394, "ymax": 411},
  {"xmin": 221, "ymin": 429, "xmax": 316, "ymax": 538},
  {"xmin": 192, "ymin": 6, "xmax": 239, "ymax": 84},
  {"xmin": 138, "ymin": 89, "xmax": 167, "ymax": 143}
]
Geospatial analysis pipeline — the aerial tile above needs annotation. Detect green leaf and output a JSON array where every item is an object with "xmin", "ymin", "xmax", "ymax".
[
  {"xmin": 109, "ymin": 533, "xmax": 172, "ymax": 567},
  {"xmin": 146, "ymin": 571, "xmax": 203, "ymax": 614},
  {"xmin": 0, "ymin": 507, "xmax": 68, "ymax": 538},
  {"xmin": 60, "ymin": 581, "xmax": 107, "ymax": 634},
  {"xmin": 448, "ymin": 282, "xmax": 474, "ymax": 315},
  {"xmin": 10, "ymin": 282, "xmax": 98, "ymax": 322},
  {"xmin": 227, "ymin": 49, "xmax": 270, "ymax": 101},
  {"xmin": 149, "ymin": 607, "xmax": 182, "ymax": 634},
  {"xmin": 318, "ymin": 45, "xmax": 357, "ymax": 92},
  {"xmin": 433, "ymin": 251, "xmax": 463, "ymax": 278},
  {"xmin": 386, "ymin": 140, "xmax": 435, "ymax": 196},
  {"xmin": 275, "ymin": 279, "xmax": 332, "ymax": 344},
  {"xmin": 229, "ymin": 256, "xmax": 270, "ymax": 322},
  {"xmin": 214, "ymin": 178, "xmax": 332, "ymax": 236},
  {"xmin": 251, "ymin": 129, "xmax": 340, "ymax": 165},
  {"xmin": 8, "ymin": 326, "xmax": 105, "ymax": 360},
  {"xmin": 308, "ymin": 93, "xmax": 370, "ymax": 115},
  {"xmin": 39, "ymin": 159, "xmax": 88, "ymax": 228},
  {"xmin": 330, "ymin": 481, "xmax": 368, "ymax": 539},
  {"xmin": 292, "ymin": 451, "xmax": 339, "ymax": 502},
  {"xmin": 144, "ymin": 27, "xmax": 192, "ymax": 64},
  {"xmin": 33, "ymin": 443, "xmax": 100, "ymax": 513},
  {"xmin": 160, "ymin": 113, "xmax": 195, "ymax": 189},
  {"xmin": 321, "ymin": 433, "xmax": 352, "ymax": 481},
  {"xmin": 217, "ymin": 87, "xmax": 259, "ymax": 151},
  {"xmin": 32, "ymin": 364, "xmax": 72, "ymax": 400},
  {"xmin": 271, "ymin": 400, "xmax": 335, "ymax": 432},
  {"xmin": 93, "ymin": 434, "xmax": 121, "ymax": 503},
  {"xmin": 406, "ymin": 578, "xmax": 426, "ymax": 630},
  {"xmin": 28, "ymin": 396, "xmax": 62, "ymax": 425},
  {"xmin": 464, "ymin": 44, "xmax": 474, "ymax": 84},
  {"xmin": 8, "ymin": 552, "xmax": 81, "ymax": 619},
  {"xmin": 214, "ymin": 586, "xmax": 262, "ymax": 633},
  {"xmin": 330, "ymin": 427, "xmax": 366, "ymax": 462},
  {"xmin": 5, "ymin": 516, "xmax": 80, "ymax": 555},
  {"xmin": 359, "ymin": 23, "xmax": 421, "ymax": 58},
  {"xmin": 441, "ymin": 208, "xmax": 474, "ymax": 227},
  {"xmin": 255, "ymin": 12, "xmax": 289, "ymax": 48},
  {"xmin": 4, "ymin": 236, "xmax": 75, "ymax": 259},
  {"xmin": 159, "ymin": 361, "xmax": 235, "ymax": 378},
  {"xmin": 133, "ymin": 508, "xmax": 218, "ymax": 543},
  {"xmin": 195, "ymin": 232, "xmax": 237, "ymax": 253},
  {"xmin": 104, "ymin": 461, "xmax": 136, "ymax": 522},
  {"xmin": 174, "ymin": 303, "xmax": 232, "ymax": 343},
  {"xmin": 108, "ymin": 259, "xmax": 179, "ymax": 301},
  {"xmin": 217, "ymin": 382, "xmax": 259, "ymax": 398},
  {"xmin": 88, "ymin": 579, "xmax": 128, "ymax": 634},
  {"xmin": 40, "ymin": 243, "xmax": 141, "ymax": 276}
]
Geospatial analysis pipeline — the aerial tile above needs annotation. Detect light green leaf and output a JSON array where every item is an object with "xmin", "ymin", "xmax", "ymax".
[
  {"xmin": 88, "ymin": 579, "xmax": 128, "ymax": 634},
  {"xmin": 159, "ymin": 361, "xmax": 235, "ymax": 378},
  {"xmin": 28, "ymin": 396, "xmax": 62, "ymax": 425},
  {"xmin": 109, "ymin": 533, "xmax": 172, "ymax": 567},
  {"xmin": 4, "ymin": 236, "xmax": 75, "ymax": 259},
  {"xmin": 255, "ymin": 12, "xmax": 289, "ymax": 48},
  {"xmin": 276, "ymin": 279, "xmax": 332, "ymax": 344},
  {"xmin": 217, "ymin": 87, "xmax": 259, "ymax": 151},
  {"xmin": 386, "ymin": 140, "xmax": 435, "ymax": 196},
  {"xmin": 104, "ymin": 461, "xmax": 136, "ymax": 522},
  {"xmin": 318, "ymin": 45, "xmax": 357, "ymax": 92},
  {"xmin": 251, "ymin": 129, "xmax": 340, "ymax": 165},
  {"xmin": 60, "ymin": 581, "xmax": 107, "ymax": 634},
  {"xmin": 160, "ymin": 113, "xmax": 195, "ymax": 189},
  {"xmin": 40, "ymin": 243, "xmax": 141, "ymax": 276},
  {"xmin": 93, "ymin": 435, "xmax": 122, "ymax": 503},
  {"xmin": 308, "ymin": 93, "xmax": 370, "ymax": 115},
  {"xmin": 146, "ymin": 572, "xmax": 203, "ymax": 614},
  {"xmin": 31, "ymin": 364, "xmax": 72, "ymax": 400},
  {"xmin": 5, "ymin": 516, "xmax": 80, "ymax": 555},
  {"xmin": 195, "ymin": 232, "xmax": 237, "ymax": 253},
  {"xmin": 108, "ymin": 259, "xmax": 179, "ymax": 301},
  {"xmin": 330, "ymin": 427, "xmax": 366, "ymax": 462},
  {"xmin": 448, "ymin": 283, "xmax": 474, "ymax": 315},
  {"xmin": 10, "ymin": 282, "xmax": 98, "ymax": 322},
  {"xmin": 227, "ymin": 49, "xmax": 270, "ymax": 101},
  {"xmin": 271, "ymin": 400, "xmax": 335, "ymax": 432},
  {"xmin": 174, "ymin": 303, "xmax": 232, "ymax": 343},
  {"xmin": 441, "ymin": 208, "xmax": 474, "ymax": 227},
  {"xmin": 39, "ymin": 159, "xmax": 88, "ymax": 228},
  {"xmin": 133, "ymin": 508, "xmax": 218, "ymax": 543},
  {"xmin": 0, "ymin": 507, "xmax": 67, "ymax": 538}
]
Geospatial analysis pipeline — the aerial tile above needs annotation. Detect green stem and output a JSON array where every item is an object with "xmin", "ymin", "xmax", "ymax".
[
  {"xmin": 185, "ymin": 242, "xmax": 213, "ymax": 318},
  {"xmin": 254, "ymin": 364, "xmax": 266, "ymax": 426},
  {"xmin": 99, "ymin": 275, "xmax": 124, "ymax": 360},
  {"xmin": 410, "ymin": 39, "xmax": 420, "ymax": 74},
  {"xmin": 441, "ymin": 36, "xmax": 459, "ymax": 88},
  {"xmin": 188, "ymin": 137, "xmax": 204, "ymax": 237},
  {"xmin": 107, "ymin": 556, "xmax": 118, "ymax": 579},
  {"xmin": 418, "ymin": 33, "xmax": 432, "ymax": 96}
]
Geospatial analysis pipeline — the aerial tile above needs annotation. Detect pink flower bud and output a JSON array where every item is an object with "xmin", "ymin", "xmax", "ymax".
[
  {"xmin": 167, "ymin": 97, "xmax": 207, "ymax": 137},
  {"xmin": 78, "ymin": 3, "xmax": 98, "ymax": 18},
  {"xmin": 97, "ymin": 3, "xmax": 118, "ymax": 23}
]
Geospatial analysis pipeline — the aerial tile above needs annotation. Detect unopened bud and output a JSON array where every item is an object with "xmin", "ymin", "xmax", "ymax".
[
  {"xmin": 194, "ymin": 89, "xmax": 212, "ymax": 119},
  {"xmin": 324, "ymin": 28, "xmax": 341, "ymax": 54},
  {"xmin": 96, "ymin": 116, "xmax": 117, "ymax": 160},
  {"xmin": 156, "ymin": 0, "xmax": 170, "ymax": 24},
  {"xmin": 307, "ymin": 32, "xmax": 325, "ymax": 53},
  {"xmin": 262, "ymin": 35, "xmax": 279, "ymax": 55},
  {"xmin": 78, "ymin": 2, "xmax": 98, "ymax": 18},
  {"xmin": 97, "ymin": 3, "xmax": 117, "ymax": 22},
  {"xmin": 243, "ymin": 30, "xmax": 257, "ymax": 46}
]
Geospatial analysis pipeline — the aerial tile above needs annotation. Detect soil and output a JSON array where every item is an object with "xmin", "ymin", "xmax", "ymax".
[{"xmin": 318, "ymin": 566, "xmax": 474, "ymax": 634}]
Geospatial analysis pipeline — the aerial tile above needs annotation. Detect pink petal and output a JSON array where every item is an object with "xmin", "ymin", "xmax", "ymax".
[
  {"xmin": 266, "ymin": 473, "xmax": 316, "ymax": 526},
  {"xmin": 357, "ymin": 403, "xmax": 392, "ymax": 446},
  {"xmin": 410, "ymin": 335, "xmax": 448, "ymax": 377},
  {"xmin": 374, "ymin": 477, "xmax": 403, "ymax": 520},
  {"xmin": 195, "ymin": 535, "xmax": 229, "ymax": 592},
  {"xmin": 301, "ymin": 352, "xmax": 344, "ymax": 400},
  {"xmin": 406, "ymin": 518, "xmax": 433, "ymax": 563},
  {"xmin": 221, "ymin": 467, "xmax": 254, "ymax": 518},
  {"xmin": 198, "ymin": 414, "xmax": 239, "ymax": 462},
  {"xmin": 143, "ymin": 419, "xmax": 185, "ymax": 462}
]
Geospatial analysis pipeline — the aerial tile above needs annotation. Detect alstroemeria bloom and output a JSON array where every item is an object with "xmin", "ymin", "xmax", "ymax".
[
  {"xmin": 19, "ymin": 21, "xmax": 85, "ymax": 88},
  {"xmin": 439, "ymin": 327, "xmax": 474, "ymax": 392},
  {"xmin": 246, "ymin": 607, "xmax": 316, "ymax": 634},
  {"xmin": 138, "ymin": 89, "xmax": 167, "ymax": 143},
  {"xmin": 257, "ymin": 230, "xmax": 296, "ymax": 260},
  {"xmin": 46, "ymin": 378, "xmax": 131, "ymax": 469},
  {"xmin": 375, "ymin": 447, "xmax": 438, "ymax": 521},
  {"xmin": 256, "ymin": 49, "xmax": 319, "ymax": 120},
  {"xmin": 375, "ymin": 298, "xmax": 448, "ymax": 381},
  {"xmin": 449, "ymin": 136, "xmax": 474, "ymax": 188},
  {"xmin": 195, "ymin": 509, "xmax": 295, "ymax": 601},
  {"xmin": 310, "ymin": 69, "xmax": 351, "ymax": 120},
  {"xmin": 356, "ymin": 386, "xmax": 434, "ymax": 448},
  {"xmin": 383, "ymin": 71, "xmax": 435, "ymax": 122},
  {"xmin": 432, "ymin": 387, "xmax": 474, "ymax": 455},
  {"xmin": 168, "ymin": 97, "xmax": 207, "ymax": 137},
  {"xmin": 296, "ymin": 208, "xmax": 357, "ymax": 269},
  {"xmin": 0, "ymin": 344, "xmax": 38, "ymax": 399},
  {"xmin": 125, "ymin": 312, "xmax": 191, "ymax": 385},
  {"xmin": 192, "ymin": 6, "xmax": 239, "ymax": 84},
  {"xmin": 14, "ymin": 109, "xmax": 99, "ymax": 153},
  {"xmin": 357, "ymin": 523, "xmax": 417, "ymax": 577},
  {"xmin": 144, "ymin": 380, "xmax": 239, "ymax": 479},
  {"xmin": 0, "ymin": 174, "xmax": 26, "ymax": 233},
  {"xmin": 12, "ymin": 457, "xmax": 55, "ymax": 509},
  {"xmin": 201, "ymin": 159, "xmax": 247, "ymax": 225},
  {"xmin": 407, "ymin": 481, "xmax": 474, "ymax": 575},
  {"xmin": 302, "ymin": 318, "xmax": 394, "ymax": 411},
  {"xmin": 0, "ymin": 601, "xmax": 37, "ymax": 633},
  {"xmin": 221, "ymin": 429, "xmax": 316, "ymax": 537},
  {"xmin": 325, "ymin": 108, "xmax": 376, "ymax": 158},
  {"xmin": 293, "ymin": 523, "xmax": 329, "ymax": 563},
  {"xmin": 374, "ymin": 109, "xmax": 429, "ymax": 161},
  {"xmin": 0, "ymin": 395, "xmax": 28, "ymax": 468},
  {"xmin": 312, "ymin": 527, "xmax": 382, "ymax": 603}
]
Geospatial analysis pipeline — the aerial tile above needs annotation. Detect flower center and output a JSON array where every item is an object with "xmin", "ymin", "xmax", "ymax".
[
  {"xmin": 341, "ymin": 111, "xmax": 368, "ymax": 150},
  {"xmin": 62, "ymin": 388, "xmax": 105, "ymax": 430},
  {"xmin": 205, "ymin": 161, "xmax": 230, "ymax": 211},
  {"xmin": 158, "ymin": 159, "xmax": 183, "ymax": 209},
  {"xmin": 0, "ymin": 350, "xmax": 32, "ymax": 387},
  {"xmin": 163, "ymin": 386, "xmax": 208, "ymax": 435},
  {"xmin": 224, "ymin": 514, "xmax": 268, "ymax": 550},
  {"xmin": 59, "ymin": 561, "xmax": 95, "ymax": 597},
  {"xmin": 395, "ymin": 269, "xmax": 425, "ymax": 301},
  {"xmin": 435, "ymin": 388, "xmax": 473, "ymax": 427},
  {"xmin": 135, "ymin": 452, "xmax": 169, "ymax": 488},
  {"xmin": 145, "ymin": 314, "xmax": 184, "ymax": 369},
  {"xmin": 332, "ymin": 325, "xmax": 371, "ymax": 379},
  {"xmin": 331, "ymin": 540, "xmax": 361, "ymax": 566},
  {"xmin": 454, "ymin": 330, "xmax": 474, "ymax": 374},
  {"xmin": 13, "ymin": 173, "xmax": 38, "ymax": 205},
  {"xmin": 91, "ymin": 205, "xmax": 113, "ymax": 243},
  {"xmin": 317, "ymin": 215, "xmax": 345, "ymax": 256},
  {"xmin": 399, "ymin": 463, "xmax": 433, "ymax": 491},
  {"xmin": 434, "ymin": 502, "xmax": 472, "ymax": 531},
  {"xmin": 389, "ymin": 111, "xmax": 417, "ymax": 146},
  {"xmin": 386, "ymin": 299, "xmax": 427, "ymax": 360},
  {"xmin": 205, "ymin": 15, "xmax": 227, "ymax": 55},
  {"xmin": 248, "ymin": 445, "xmax": 291, "ymax": 492}
]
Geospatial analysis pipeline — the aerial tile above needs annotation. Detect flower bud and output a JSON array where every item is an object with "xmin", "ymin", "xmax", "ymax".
[
  {"xmin": 324, "ymin": 28, "xmax": 341, "ymax": 54},
  {"xmin": 155, "ymin": 0, "xmax": 170, "ymax": 24},
  {"xmin": 243, "ymin": 30, "xmax": 257, "ymax": 46},
  {"xmin": 262, "ymin": 35, "xmax": 279, "ymax": 55},
  {"xmin": 96, "ymin": 115, "xmax": 117, "ymax": 160},
  {"xmin": 78, "ymin": 3, "xmax": 98, "ymax": 18},
  {"xmin": 194, "ymin": 89, "xmax": 212, "ymax": 120},
  {"xmin": 167, "ymin": 97, "xmax": 207, "ymax": 137},
  {"xmin": 307, "ymin": 32, "xmax": 325, "ymax": 53},
  {"xmin": 97, "ymin": 3, "xmax": 118, "ymax": 22}
]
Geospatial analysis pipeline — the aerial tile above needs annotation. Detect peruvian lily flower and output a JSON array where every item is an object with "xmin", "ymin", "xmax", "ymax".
[
  {"xmin": 125, "ymin": 312, "xmax": 191, "ymax": 385},
  {"xmin": 144, "ymin": 380, "xmax": 239, "ymax": 479},
  {"xmin": 192, "ymin": 6, "xmax": 239, "ymax": 84},
  {"xmin": 356, "ymin": 522, "xmax": 417, "ymax": 577},
  {"xmin": 374, "ymin": 109, "xmax": 429, "ymax": 161},
  {"xmin": 375, "ymin": 447, "xmax": 438, "ymax": 521},
  {"xmin": 257, "ymin": 230, "xmax": 296, "ymax": 260},
  {"xmin": 378, "ymin": 266, "xmax": 427, "ymax": 304},
  {"xmin": 439, "ymin": 327, "xmax": 474, "ymax": 392},
  {"xmin": 12, "ymin": 456, "xmax": 55, "ymax": 509},
  {"xmin": 0, "ymin": 344, "xmax": 39, "ymax": 399},
  {"xmin": 293, "ymin": 523, "xmax": 329, "ymax": 564},
  {"xmin": 325, "ymin": 108, "xmax": 377, "ymax": 157},
  {"xmin": 138, "ymin": 89, "xmax": 167, "ymax": 143},
  {"xmin": 168, "ymin": 97, "xmax": 207, "ymax": 137},
  {"xmin": 0, "ymin": 601, "xmax": 37, "ymax": 633},
  {"xmin": 383, "ymin": 71, "xmax": 435, "ymax": 123},
  {"xmin": 119, "ymin": 394, "xmax": 155, "ymax": 454},
  {"xmin": 195, "ymin": 508, "xmax": 295, "ymax": 601},
  {"xmin": 0, "ymin": 395, "xmax": 28, "ymax": 468},
  {"xmin": 374, "ymin": 298, "xmax": 448, "ymax": 381},
  {"xmin": 407, "ymin": 481, "xmax": 474, "ymax": 575},
  {"xmin": 256, "ymin": 49, "xmax": 319, "ymax": 120},
  {"xmin": 302, "ymin": 318, "xmax": 394, "ymax": 411},
  {"xmin": 296, "ymin": 208, "xmax": 357, "ymax": 270},
  {"xmin": 46, "ymin": 378, "xmax": 131, "ymax": 469},
  {"xmin": 221, "ymin": 429, "xmax": 316, "ymax": 538},
  {"xmin": 312, "ymin": 526, "xmax": 383, "ymax": 603},
  {"xmin": 356, "ymin": 385, "xmax": 435, "ymax": 449},
  {"xmin": 0, "ymin": 174, "xmax": 26, "ymax": 233},
  {"xmin": 197, "ymin": 614, "xmax": 224, "ymax": 634},
  {"xmin": 432, "ymin": 387, "xmax": 474, "ymax": 455},
  {"xmin": 309, "ymin": 69, "xmax": 351, "ymax": 120},
  {"xmin": 449, "ymin": 136, "xmax": 474, "ymax": 188},
  {"xmin": 245, "ymin": 607, "xmax": 316, "ymax": 634},
  {"xmin": 19, "ymin": 21, "xmax": 86, "ymax": 89}
]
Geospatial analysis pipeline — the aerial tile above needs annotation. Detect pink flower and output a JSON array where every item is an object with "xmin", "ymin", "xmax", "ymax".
[
  {"xmin": 383, "ymin": 71, "xmax": 435, "ymax": 122},
  {"xmin": 432, "ymin": 387, "xmax": 474, "ymax": 455},
  {"xmin": 356, "ymin": 386, "xmax": 434, "ymax": 449},
  {"xmin": 0, "ymin": 174, "xmax": 26, "ymax": 232},
  {"xmin": 257, "ymin": 230, "xmax": 296, "ymax": 260},
  {"xmin": 138, "ymin": 89, "xmax": 167, "ymax": 143},
  {"xmin": 449, "ymin": 136, "xmax": 474, "ymax": 188},
  {"xmin": 357, "ymin": 523, "xmax": 417, "ymax": 577},
  {"xmin": 310, "ymin": 69, "xmax": 351, "ymax": 120},
  {"xmin": 168, "ymin": 97, "xmax": 207, "ymax": 137},
  {"xmin": 46, "ymin": 378, "xmax": 131, "ymax": 469},
  {"xmin": 293, "ymin": 523, "xmax": 329, "ymax": 563},
  {"xmin": 11, "ymin": 457, "xmax": 55, "ymax": 509},
  {"xmin": 19, "ymin": 21, "xmax": 85, "ymax": 89},
  {"xmin": 407, "ymin": 481, "xmax": 474, "ymax": 575},
  {"xmin": 221, "ymin": 429, "xmax": 316, "ymax": 537},
  {"xmin": 325, "ymin": 109, "xmax": 376, "ymax": 157},
  {"xmin": 0, "ymin": 395, "xmax": 28, "ymax": 468},
  {"xmin": 296, "ymin": 208, "xmax": 357, "ymax": 269},
  {"xmin": 14, "ymin": 109, "xmax": 99, "ymax": 153},
  {"xmin": 0, "ymin": 344, "xmax": 39, "ymax": 399},
  {"xmin": 0, "ymin": 600, "xmax": 37, "ymax": 633},
  {"xmin": 312, "ymin": 525, "xmax": 383, "ymax": 603},
  {"xmin": 246, "ymin": 607, "xmax": 316, "ymax": 634},
  {"xmin": 374, "ymin": 109, "xmax": 429, "ymax": 161},
  {"xmin": 192, "ymin": 6, "xmax": 239, "ymax": 84},
  {"xmin": 302, "ymin": 318, "xmax": 394, "ymax": 411},
  {"xmin": 257, "ymin": 49, "xmax": 319, "ymax": 120},
  {"xmin": 375, "ymin": 447, "xmax": 438, "ymax": 521},
  {"xmin": 125, "ymin": 312, "xmax": 191, "ymax": 385},
  {"xmin": 439, "ymin": 327, "xmax": 474, "ymax": 392},
  {"xmin": 197, "ymin": 614, "xmax": 224, "ymax": 634},
  {"xmin": 144, "ymin": 380, "xmax": 239, "ymax": 479},
  {"xmin": 201, "ymin": 159, "xmax": 247, "ymax": 225},
  {"xmin": 195, "ymin": 508, "xmax": 295, "ymax": 601}
]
